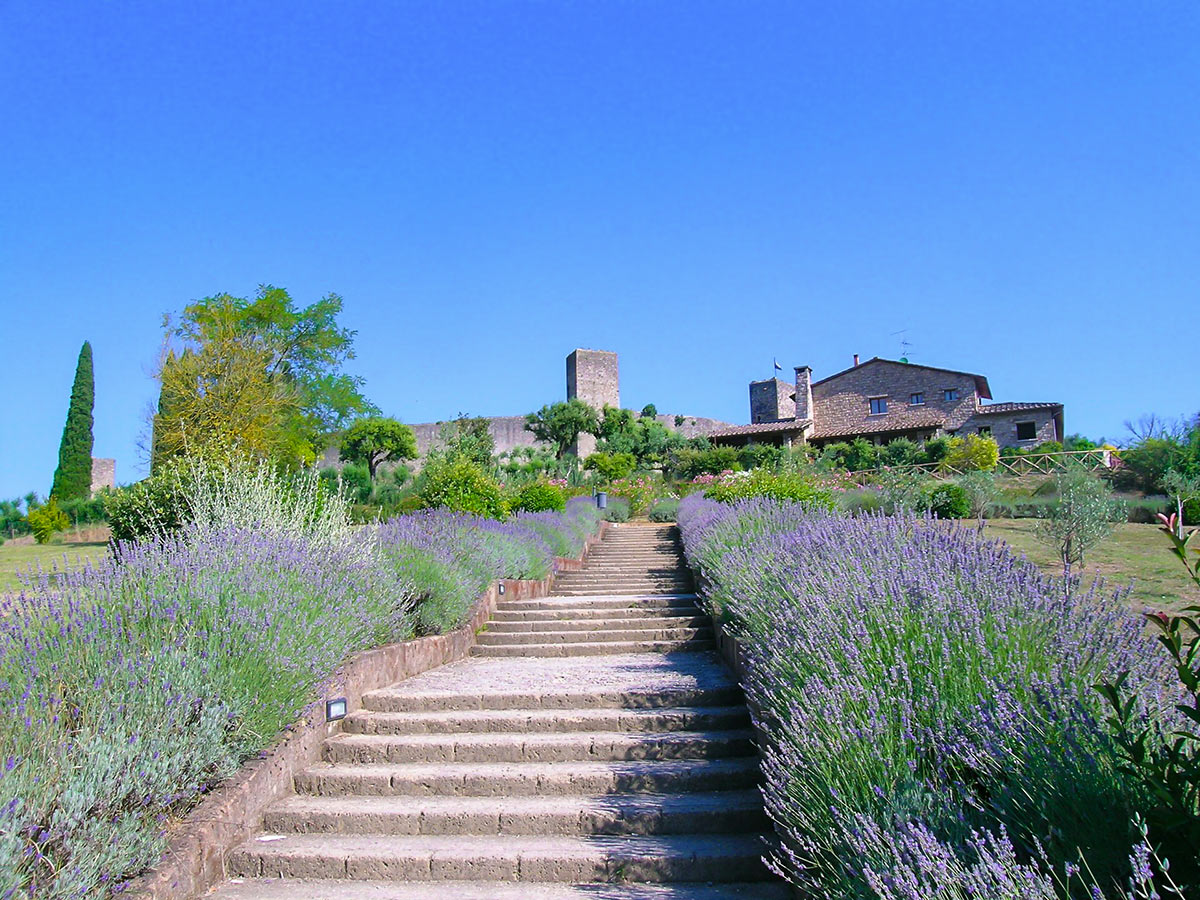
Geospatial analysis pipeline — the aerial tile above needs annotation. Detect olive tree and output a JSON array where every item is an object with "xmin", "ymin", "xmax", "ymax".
[{"xmin": 1034, "ymin": 469, "xmax": 1125, "ymax": 578}]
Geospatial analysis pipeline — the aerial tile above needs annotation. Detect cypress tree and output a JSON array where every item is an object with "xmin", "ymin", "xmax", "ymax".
[{"xmin": 50, "ymin": 341, "xmax": 95, "ymax": 500}]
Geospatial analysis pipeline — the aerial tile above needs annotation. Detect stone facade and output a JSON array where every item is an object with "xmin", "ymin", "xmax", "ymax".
[
  {"xmin": 90, "ymin": 457, "xmax": 115, "ymax": 494},
  {"xmin": 749, "ymin": 378, "xmax": 796, "ymax": 424},
  {"xmin": 810, "ymin": 360, "xmax": 985, "ymax": 442},
  {"xmin": 567, "ymin": 349, "xmax": 619, "ymax": 457},
  {"xmin": 715, "ymin": 357, "xmax": 1062, "ymax": 451}
]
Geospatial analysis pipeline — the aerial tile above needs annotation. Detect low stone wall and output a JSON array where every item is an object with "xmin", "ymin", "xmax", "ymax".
[{"xmin": 128, "ymin": 523, "xmax": 607, "ymax": 900}]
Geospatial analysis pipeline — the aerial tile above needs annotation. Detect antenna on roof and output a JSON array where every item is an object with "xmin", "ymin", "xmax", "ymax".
[{"xmin": 890, "ymin": 329, "xmax": 912, "ymax": 364}]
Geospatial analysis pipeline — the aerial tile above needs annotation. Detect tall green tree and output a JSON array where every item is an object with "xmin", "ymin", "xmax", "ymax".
[
  {"xmin": 524, "ymin": 400, "xmax": 599, "ymax": 459},
  {"xmin": 50, "ymin": 341, "xmax": 95, "ymax": 500},
  {"xmin": 340, "ymin": 417, "xmax": 418, "ymax": 482}
]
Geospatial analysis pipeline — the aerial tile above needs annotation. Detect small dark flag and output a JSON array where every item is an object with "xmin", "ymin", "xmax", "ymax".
[{"xmin": 773, "ymin": 358, "xmax": 783, "ymax": 372}]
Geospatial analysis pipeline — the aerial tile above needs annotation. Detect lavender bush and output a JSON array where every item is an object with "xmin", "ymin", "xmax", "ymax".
[
  {"xmin": 0, "ymin": 462, "xmax": 600, "ymax": 899},
  {"xmin": 678, "ymin": 494, "xmax": 1182, "ymax": 898}
]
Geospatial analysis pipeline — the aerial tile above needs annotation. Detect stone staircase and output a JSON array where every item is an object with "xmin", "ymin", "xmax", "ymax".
[{"xmin": 209, "ymin": 525, "xmax": 785, "ymax": 899}]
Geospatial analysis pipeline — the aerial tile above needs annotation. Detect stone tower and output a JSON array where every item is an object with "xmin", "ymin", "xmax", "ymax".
[
  {"xmin": 566, "ymin": 349, "xmax": 619, "ymax": 457},
  {"xmin": 749, "ymin": 378, "xmax": 796, "ymax": 424}
]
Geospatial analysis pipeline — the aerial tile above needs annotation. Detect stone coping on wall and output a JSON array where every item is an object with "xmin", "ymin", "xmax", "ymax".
[{"xmin": 127, "ymin": 522, "xmax": 607, "ymax": 900}]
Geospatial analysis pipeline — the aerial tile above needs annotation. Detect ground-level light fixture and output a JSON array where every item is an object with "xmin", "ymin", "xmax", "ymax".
[
  {"xmin": 325, "ymin": 697, "xmax": 348, "ymax": 722},
  {"xmin": 498, "ymin": 582, "xmax": 506, "ymax": 595}
]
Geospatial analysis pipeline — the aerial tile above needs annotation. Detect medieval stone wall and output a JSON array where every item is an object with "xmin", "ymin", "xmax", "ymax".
[{"xmin": 90, "ymin": 458, "xmax": 116, "ymax": 494}]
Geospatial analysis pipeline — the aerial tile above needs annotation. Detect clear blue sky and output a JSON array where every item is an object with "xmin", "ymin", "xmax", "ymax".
[{"xmin": 2, "ymin": 1, "xmax": 1197, "ymax": 498}]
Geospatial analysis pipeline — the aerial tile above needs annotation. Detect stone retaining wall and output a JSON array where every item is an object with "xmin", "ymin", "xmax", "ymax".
[{"xmin": 127, "ymin": 523, "xmax": 607, "ymax": 900}]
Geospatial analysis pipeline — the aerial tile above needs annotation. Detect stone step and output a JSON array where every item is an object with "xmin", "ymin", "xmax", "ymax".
[
  {"xmin": 208, "ymin": 878, "xmax": 791, "ymax": 899},
  {"xmin": 486, "ymin": 615, "xmax": 709, "ymax": 632},
  {"xmin": 362, "ymin": 684, "xmax": 741, "ymax": 713},
  {"xmin": 551, "ymin": 590, "xmax": 698, "ymax": 599},
  {"xmin": 262, "ymin": 791, "xmax": 768, "ymax": 836},
  {"xmin": 227, "ymin": 833, "xmax": 772, "ymax": 882},
  {"xmin": 324, "ymin": 730, "xmax": 757, "ymax": 764},
  {"xmin": 470, "ymin": 638, "xmax": 716, "ymax": 657},
  {"xmin": 343, "ymin": 705, "xmax": 749, "ymax": 735},
  {"xmin": 491, "ymin": 607, "xmax": 702, "ymax": 622},
  {"xmin": 294, "ymin": 758, "xmax": 762, "ymax": 797},
  {"xmin": 549, "ymin": 583, "xmax": 694, "ymax": 592},
  {"xmin": 476, "ymin": 627, "xmax": 712, "ymax": 647},
  {"xmin": 498, "ymin": 595, "xmax": 698, "ymax": 611}
]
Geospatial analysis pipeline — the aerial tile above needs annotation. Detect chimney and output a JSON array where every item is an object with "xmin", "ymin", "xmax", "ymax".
[
  {"xmin": 853, "ymin": 354, "xmax": 860, "ymax": 367},
  {"xmin": 794, "ymin": 366, "xmax": 813, "ymax": 421}
]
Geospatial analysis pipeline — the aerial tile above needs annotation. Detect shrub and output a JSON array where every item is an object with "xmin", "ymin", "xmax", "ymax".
[
  {"xmin": 608, "ymin": 475, "xmax": 661, "ymax": 516},
  {"xmin": 56, "ymin": 494, "xmax": 108, "ymax": 526},
  {"xmin": 838, "ymin": 488, "xmax": 884, "ymax": 515},
  {"xmin": 104, "ymin": 464, "xmax": 192, "ymax": 543},
  {"xmin": 705, "ymin": 469, "xmax": 835, "ymax": 507},
  {"xmin": 922, "ymin": 435, "xmax": 952, "ymax": 464},
  {"xmin": 878, "ymin": 438, "xmax": 923, "ymax": 467},
  {"xmin": 872, "ymin": 468, "xmax": 925, "ymax": 513},
  {"xmin": 317, "ymin": 463, "xmax": 372, "ymax": 504},
  {"xmin": 417, "ymin": 456, "xmax": 507, "ymax": 518},
  {"xmin": 583, "ymin": 451, "xmax": 637, "ymax": 481},
  {"xmin": 922, "ymin": 480, "xmax": 971, "ymax": 518},
  {"xmin": 821, "ymin": 438, "xmax": 878, "ymax": 472},
  {"xmin": 26, "ymin": 499, "xmax": 70, "ymax": 544},
  {"xmin": 648, "ymin": 498, "xmax": 680, "ymax": 522},
  {"xmin": 670, "ymin": 446, "xmax": 740, "ymax": 479},
  {"xmin": 509, "ymin": 481, "xmax": 566, "ymax": 513},
  {"xmin": 601, "ymin": 496, "xmax": 631, "ymax": 522},
  {"xmin": 738, "ymin": 443, "xmax": 784, "ymax": 471},
  {"xmin": 954, "ymin": 470, "xmax": 998, "ymax": 518},
  {"xmin": 676, "ymin": 495, "xmax": 1178, "ymax": 898},
  {"xmin": 941, "ymin": 433, "xmax": 999, "ymax": 472}
]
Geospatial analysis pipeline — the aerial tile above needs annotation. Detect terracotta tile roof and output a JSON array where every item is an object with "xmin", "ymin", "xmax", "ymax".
[
  {"xmin": 974, "ymin": 402, "xmax": 1062, "ymax": 415},
  {"xmin": 810, "ymin": 409, "xmax": 947, "ymax": 440},
  {"xmin": 709, "ymin": 419, "xmax": 812, "ymax": 439}
]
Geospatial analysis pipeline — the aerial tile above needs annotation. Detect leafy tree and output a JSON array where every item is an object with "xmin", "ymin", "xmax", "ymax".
[
  {"xmin": 1034, "ymin": 469, "xmax": 1125, "ymax": 578},
  {"xmin": 584, "ymin": 451, "xmax": 637, "ymax": 481},
  {"xmin": 1161, "ymin": 469, "xmax": 1200, "ymax": 536},
  {"xmin": 339, "ymin": 417, "xmax": 418, "ymax": 483},
  {"xmin": 26, "ymin": 498, "xmax": 69, "ymax": 544},
  {"xmin": 941, "ymin": 434, "xmax": 999, "ymax": 472},
  {"xmin": 434, "ymin": 415, "xmax": 495, "ymax": 468},
  {"xmin": 640, "ymin": 403, "xmax": 658, "ymax": 418},
  {"xmin": 50, "ymin": 342, "xmax": 95, "ymax": 501},
  {"xmin": 879, "ymin": 438, "xmax": 924, "ymax": 467},
  {"xmin": 524, "ymin": 399, "xmax": 598, "ymax": 459},
  {"xmin": 156, "ymin": 287, "xmax": 377, "ymax": 467},
  {"xmin": 1063, "ymin": 433, "xmax": 1099, "ymax": 451},
  {"xmin": 153, "ymin": 326, "xmax": 304, "ymax": 467},
  {"xmin": 594, "ymin": 405, "xmax": 687, "ymax": 471}
]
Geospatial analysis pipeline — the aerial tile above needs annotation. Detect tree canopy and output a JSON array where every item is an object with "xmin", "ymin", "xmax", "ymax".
[
  {"xmin": 153, "ymin": 286, "xmax": 376, "ymax": 469},
  {"xmin": 51, "ymin": 342, "xmax": 95, "ymax": 500},
  {"xmin": 524, "ymin": 400, "xmax": 599, "ymax": 459},
  {"xmin": 340, "ymin": 417, "xmax": 418, "ymax": 482}
]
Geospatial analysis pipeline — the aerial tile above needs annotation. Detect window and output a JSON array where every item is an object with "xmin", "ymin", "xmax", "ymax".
[
  {"xmin": 910, "ymin": 392, "xmax": 925, "ymax": 405},
  {"xmin": 869, "ymin": 397, "xmax": 887, "ymax": 415},
  {"xmin": 977, "ymin": 426, "xmax": 992, "ymax": 436},
  {"xmin": 1016, "ymin": 421, "xmax": 1037, "ymax": 441},
  {"xmin": 943, "ymin": 389, "xmax": 959, "ymax": 402}
]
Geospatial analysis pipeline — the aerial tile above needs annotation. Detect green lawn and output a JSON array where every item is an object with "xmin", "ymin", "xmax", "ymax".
[
  {"xmin": 0, "ymin": 540, "xmax": 111, "ymax": 594},
  {"xmin": 976, "ymin": 518, "xmax": 1200, "ymax": 612}
]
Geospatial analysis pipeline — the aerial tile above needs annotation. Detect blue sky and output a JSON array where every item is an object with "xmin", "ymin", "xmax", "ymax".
[{"xmin": 2, "ymin": 1, "xmax": 1197, "ymax": 497}]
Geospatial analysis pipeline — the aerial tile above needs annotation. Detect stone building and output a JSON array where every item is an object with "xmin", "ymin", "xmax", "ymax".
[
  {"xmin": 90, "ymin": 458, "xmax": 116, "ymax": 494},
  {"xmin": 567, "ymin": 349, "xmax": 619, "ymax": 457},
  {"xmin": 711, "ymin": 357, "xmax": 1063, "ymax": 451}
]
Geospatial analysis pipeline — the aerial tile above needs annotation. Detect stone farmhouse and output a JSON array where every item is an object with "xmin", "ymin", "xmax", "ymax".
[{"xmin": 710, "ymin": 356, "xmax": 1063, "ymax": 451}]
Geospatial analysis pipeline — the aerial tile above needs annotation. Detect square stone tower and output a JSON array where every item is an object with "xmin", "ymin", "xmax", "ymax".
[
  {"xmin": 749, "ymin": 378, "xmax": 796, "ymax": 424},
  {"xmin": 566, "ymin": 349, "xmax": 619, "ymax": 457}
]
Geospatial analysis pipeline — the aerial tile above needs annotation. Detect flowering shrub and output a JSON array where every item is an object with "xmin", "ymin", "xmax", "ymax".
[
  {"xmin": 607, "ymin": 475, "xmax": 662, "ymax": 516},
  {"xmin": 678, "ymin": 494, "xmax": 1181, "ymax": 898},
  {"xmin": 0, "ymin": 461, "xmax": 601, "ymax": 899},
  {"xmin": 703, "ymin": 468, "xmax": 835, "ymax": 507}
]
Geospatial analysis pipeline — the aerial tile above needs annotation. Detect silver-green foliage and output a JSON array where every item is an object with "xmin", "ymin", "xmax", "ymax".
[{"xmin": 1034, "ymin": 469, "xmax": 1125, "ymax": 577}]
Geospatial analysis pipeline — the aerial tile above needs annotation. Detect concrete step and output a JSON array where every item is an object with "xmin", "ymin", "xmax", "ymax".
[
  {"xmin": 343, "ymin": 706, "xmax": 748, "ymax": 736},
  {"xmin": 551, "ymin": 590, "xmax": 698, "ymax": 599},
  {"xmin": 486, "ymin": 615, "xmax": 709, "ymax": 632},
  {"xmin": 363, "ymin": 684, "xmax": 742, "ymax": 713},
  {"xmin": 262, "ymin": 791, "xmax": 768, "ymax": 836},
  {"xmin": 470, "ymin": 639, "xmax": 716, "ymax": 657},
  {"xmin": 227, "ymin": 832, "xmax": 772, "ymax": 882},
  {"xmin": 491, "ymin": 607, "xmax": 702, "ymax": 623},
  {"xmin": 294, "ymin": 758, "xmax": 762, "ymax": 797},
  {"xmin": 498, "ymin": 596, "xmax": 698, "ymax": 611},
  {"xmin": 476, "ymin": 628, "xmax": 712, "ymax": 647},
  {"xmin": 208, "ymin": 878, "xmax": 791, "ymax": 899},
  {"xmin": 324, "ymin": 730, "xmax": 757, "ymax": 764}
]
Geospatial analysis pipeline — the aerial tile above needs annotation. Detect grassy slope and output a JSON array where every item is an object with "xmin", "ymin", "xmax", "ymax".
[
  {"xmin": 978, "ymin": 518, "xmax": 1200, "ymax": 612},
  {"xmin": 0, "ymin": 540, "xmax": 110, "ymax": 593}
]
